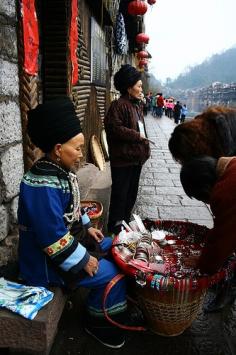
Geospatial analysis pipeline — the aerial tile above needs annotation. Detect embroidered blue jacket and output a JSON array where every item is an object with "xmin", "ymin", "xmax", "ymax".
[{"xmin": 18, "ymin": 160, "xmax": 91, "ymax": 287}]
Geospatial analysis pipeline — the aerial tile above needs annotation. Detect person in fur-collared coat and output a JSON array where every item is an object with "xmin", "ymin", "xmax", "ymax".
[
  {"xmin": 168, "ymin": 106, "xmax": 236, "ymax": 163},
  {"xmin": 168, "ymin": 106, "xmax": 236, "ymax": 313},
  {"xmin": 180, "ymin": 155, "xmax": 236, "ymax": 275}
]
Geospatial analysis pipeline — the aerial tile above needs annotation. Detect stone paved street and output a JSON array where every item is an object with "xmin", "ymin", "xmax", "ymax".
[
  {"xmin": 51, "ymin": 114, "xmax": 236, "ymax": 355},
  {"xmin": 134, "ymin": 114, "xmax": 213, "ymax": 228}
]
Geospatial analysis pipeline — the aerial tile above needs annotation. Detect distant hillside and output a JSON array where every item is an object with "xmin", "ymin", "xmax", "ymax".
[
  {"xmin": 167, "ymin": 46, "xmax": 236, "ymax": 90},
  {"xmin": 147, "ymin": 73, "xmax": 163, "ymax": 94}
]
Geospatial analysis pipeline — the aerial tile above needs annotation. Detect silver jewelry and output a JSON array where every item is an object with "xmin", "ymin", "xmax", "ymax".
[
  {"xmin": 36, "ymin": 160, "xmax": 81, "ymax": 227},
  {"xmin": 63, "ymin": 171, "xmax": 81, "ymax": 226}
]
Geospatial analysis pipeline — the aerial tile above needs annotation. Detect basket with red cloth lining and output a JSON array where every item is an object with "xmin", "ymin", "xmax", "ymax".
[
  {"xmin": 112, "ymin": 219, "xmax": 236, "ymax": 336},
  {"xmin": 80, "ymin": 200, "xmax": 103, "ymax": 229}
]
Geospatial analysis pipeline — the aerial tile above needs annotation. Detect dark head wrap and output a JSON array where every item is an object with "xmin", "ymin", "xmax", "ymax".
[
  {"xmin": 114, "ymin": 64, "xmax": 141, "ymax": 95},
  {"xmin": 27, "ymin": 97, "xmax": 82, "ymax": 153}
]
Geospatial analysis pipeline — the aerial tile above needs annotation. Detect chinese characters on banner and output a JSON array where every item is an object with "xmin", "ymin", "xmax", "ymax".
[
  {"xmin": 21, "ymin": 0, "xmax": 39, "ymax": 76},
  {"xmin": 70, "ymin": 0, "xmax": 79, "ymax": 85}
]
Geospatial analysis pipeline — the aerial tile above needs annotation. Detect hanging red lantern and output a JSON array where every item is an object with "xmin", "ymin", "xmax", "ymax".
[
  {"xmin": 136, "ymin": 33, "xmax": 150, "ymax": 44},
  {"xmin": 148, "ymin": 0, "xmax": 156, "ymax": 5},
  {"xmin": 139, "ymin": 58, "xmax": 148, "ymax": 67},
  {"xmin": 137, "ymin": 50, "xmax": 149, "ymax": 59},
  {"xmin": 128, "ymin": 1, "xmax": 148, "ymax": 16}
]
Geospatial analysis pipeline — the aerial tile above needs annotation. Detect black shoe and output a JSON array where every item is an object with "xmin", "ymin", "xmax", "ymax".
[
  {"xmin": 85, "ymin": 325, "xmax": 125, "ymax": 349},
  {"xmin": 110, "ymin": 308, "xmax": 147, "ymax": 329},
  {"xmin": 126, "ymin": 304, "xmax": 147, "ymax": 328}
]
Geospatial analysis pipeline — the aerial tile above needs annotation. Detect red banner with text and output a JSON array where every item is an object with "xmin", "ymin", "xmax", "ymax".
[
  {"xmin": 70, "ymin": 0, "xmax": 79, "ymax": 85},
  {"xmin": 21, "ymin": 0, "xmax": 39, "ymax": 76}
]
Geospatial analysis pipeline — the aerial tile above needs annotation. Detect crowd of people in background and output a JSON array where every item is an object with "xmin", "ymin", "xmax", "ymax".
[{"xmin": 141, "ymin": 92, "xmax": 188, "ymax": 124}]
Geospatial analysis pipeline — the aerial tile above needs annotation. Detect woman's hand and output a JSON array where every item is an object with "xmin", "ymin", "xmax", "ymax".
[
  {"xmin": 140, "ymin": 132, "xmax": 146, "ymax": 139},
  {"xmin": 84, "ymin": 255, "xmax": 99, "ymax": 277},
  {"xmin": 140, "ymin": 136, "xmax": 150, "ymax": 145},
  {"xmin": 87, "ymin": 227, "xmax": 104, "ymax": 243}
]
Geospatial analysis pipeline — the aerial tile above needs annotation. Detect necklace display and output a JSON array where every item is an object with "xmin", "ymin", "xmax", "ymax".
[
  {"xmin": 113, "ymin": 219, "xmax": 236, "ymax": 292},
  {"xmin": 114, "ymin": 221, "xmax": 209, "ymax": 279},
  {"xmin": 64, "ymin": 171, "xmax": 80, "ymax": 226},
  {"xmin": 35, "ymin": 159, "xmax": 81, "ymax": 227}
]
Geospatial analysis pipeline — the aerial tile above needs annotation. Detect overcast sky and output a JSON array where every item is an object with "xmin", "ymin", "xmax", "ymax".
[{"xmin": 145, "ymin": 0, "xmax": 236, "ymax": 82}]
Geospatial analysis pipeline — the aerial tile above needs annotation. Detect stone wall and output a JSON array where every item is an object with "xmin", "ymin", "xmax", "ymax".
[{"xmin": 0, "ymin": 0, "xmax": 23, "ymax": 267}]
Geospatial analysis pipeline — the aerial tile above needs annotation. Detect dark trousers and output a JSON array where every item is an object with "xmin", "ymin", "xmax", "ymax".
[
  {"xmin": 166, "ymin": 108, "xmax": 173, "ymax": 118},
  {"xmin": 174, "ymin": 114, "xmax": 180, "ymax": 124},
  {"xmin": 108, "ymin": 165, "xmax": 142, "ymax": 232},
  {"xmin": 181, "ymin": 114, "xmax": 186, "ymax": 123}
]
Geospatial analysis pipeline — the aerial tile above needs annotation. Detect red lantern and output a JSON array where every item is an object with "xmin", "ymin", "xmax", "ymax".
[
  {"xmin": 139, "ymin": 59, "xmax": 148, "ymax": 67},
  {"xmin": 128, "ymin": 1, "xmax": 148, "ymax": 16},
  {"xmin": 137, "ymin": 50, "xmax": 149, "ymax": 59},
  {"xmin": 136, "ymin": 33, "xmax": 150, "ymax": 44},
  {"xmin": 148, "ymin": 0, "xmax": 156, "ymax": 4}
]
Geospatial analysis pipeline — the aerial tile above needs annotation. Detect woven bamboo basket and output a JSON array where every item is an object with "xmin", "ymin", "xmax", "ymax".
[
  {"xmin": 80, "ymin": 200, "xmax": 103, "ymax": 229},
  {"xmin": 137, "ymin": 285, "xmax": 205, "ymax": 336},
  {"xmin": 112, "ymin": 219, "xmax": 236, "ymax": 336}
]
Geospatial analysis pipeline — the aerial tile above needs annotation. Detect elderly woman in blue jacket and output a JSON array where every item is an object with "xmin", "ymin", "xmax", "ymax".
[{"xmin": 18, "ymin": 97, "xmax": 129, "ymax": 349}]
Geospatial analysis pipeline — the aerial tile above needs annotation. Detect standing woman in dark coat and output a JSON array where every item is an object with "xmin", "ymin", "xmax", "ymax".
[{"xmin": 105, "ymin": 65, "xmax": 150, "ymax": 234}]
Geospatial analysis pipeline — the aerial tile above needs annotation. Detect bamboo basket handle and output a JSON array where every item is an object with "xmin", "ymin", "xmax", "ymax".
[{"xmin": 102, "ymin": 273, "xmax": 146, "ymax": 331}]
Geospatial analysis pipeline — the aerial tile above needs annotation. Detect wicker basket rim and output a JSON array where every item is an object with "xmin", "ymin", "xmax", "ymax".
[
  {"xmin": 112, "ymin": 218, "xmax": 236, "ymax": 290},
  {"xmin": 80, "ymin": 200, "xmax": 103, "ymax": 219}
]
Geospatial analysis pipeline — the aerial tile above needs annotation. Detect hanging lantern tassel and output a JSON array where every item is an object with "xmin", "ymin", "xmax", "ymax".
[
  {"xmin": 148, "ymin": 0, "xmax": 157, "ymax": 5},
  {"xmin": 137, "ymin": 50, "xmax": 149, "ymax": 59},
  {"xmin": 128, "ymin": 1, "xmax": 148, "ymax": 16},
  {"xmin": 139, "ymin": 58, "xmax": 148, "ymax": 68},
  {"xmin": 136, "ymin": 33, "xmax": 150, "ymax": 44}
]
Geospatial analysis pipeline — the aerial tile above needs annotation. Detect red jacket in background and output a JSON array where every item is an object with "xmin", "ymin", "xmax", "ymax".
[{"xmin": 157, "ymin": 95, "xmax": 164, "ymax": 107}]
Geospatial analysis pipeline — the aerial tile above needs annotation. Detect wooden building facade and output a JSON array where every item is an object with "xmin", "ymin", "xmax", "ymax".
[
  {"xmin": 0, "ymin": 0, "xmax": 148, "ymax": 268},
  {"xmin": 17, "ymin": 0, "xmax": 145, "ymax": 170}
]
